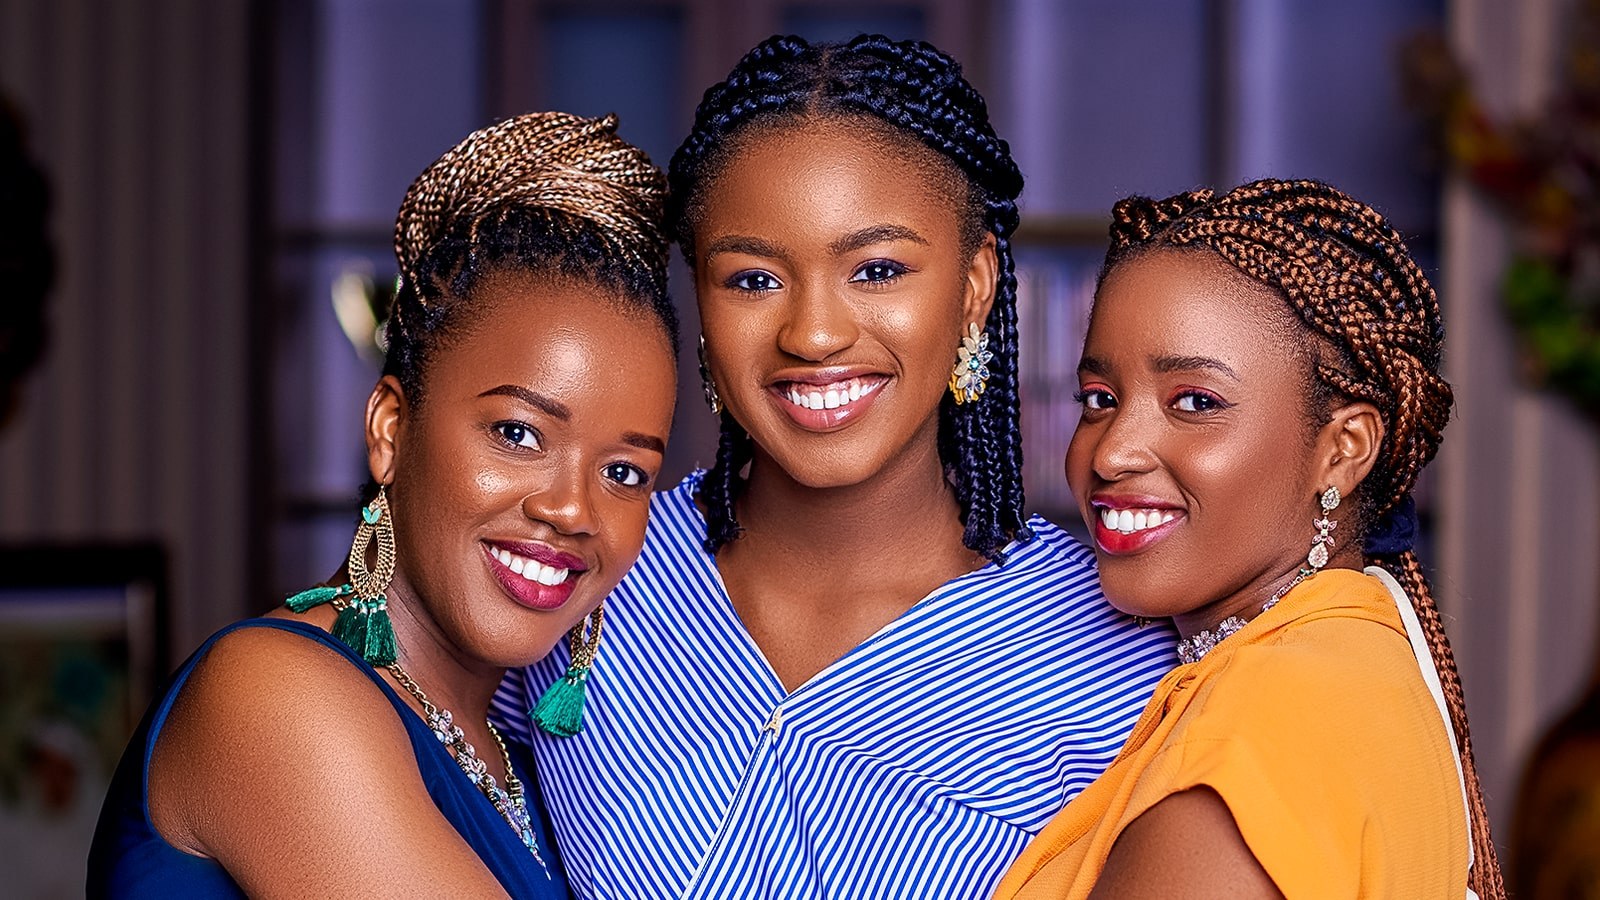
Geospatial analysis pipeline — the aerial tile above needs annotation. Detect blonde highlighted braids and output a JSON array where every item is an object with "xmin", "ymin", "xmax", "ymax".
[
  {"xmin": 1104, "ymin": 178, "xmax": 1503, "ymax": 899},
  {"xmin": 384, "ymin": 111, "xmax": 676, "ymax": 406}
]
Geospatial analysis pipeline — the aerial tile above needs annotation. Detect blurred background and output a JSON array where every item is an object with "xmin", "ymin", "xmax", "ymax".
[{"xmin": 2, "ymin": 0, "xmax": 1598, "ymax": 896}]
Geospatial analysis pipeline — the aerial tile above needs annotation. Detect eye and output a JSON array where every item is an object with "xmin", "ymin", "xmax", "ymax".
[
  {"xmin": 602, "ymin": 462, "xmax": 650, "ymax": 488},
  {"xmin": 1171, "ymin": 390, "xmax": 1228, "ymax": 413},
  {"xmin": 726, "ymin": 269, "xmax": 782, "ymax": 293},
  {"xmin": 848, "ymin": 260, "xmax": 908, "ymax": 284},
  {"xmin": 1073, "ymin": 388, "xmax": 1117, "ymax": 411},
  {"xmin": 492, "ymin": 421, "xmax": 541, "ymax": 450}
]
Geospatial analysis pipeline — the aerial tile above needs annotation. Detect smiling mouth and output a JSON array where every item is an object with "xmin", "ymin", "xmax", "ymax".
[
  {"xmin": 780, "ymin": 375, "xmax": 886, "ymax": 411},
  {"xmin": 489, "ymin": 546, "xmax": 572, "ymax": 585},
  {"xmin": 1097, "ymin": 507, "xmax": 1178, "ymax": 535}
]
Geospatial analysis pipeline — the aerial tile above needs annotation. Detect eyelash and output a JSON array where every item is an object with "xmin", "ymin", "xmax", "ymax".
[
  {"xmin": 1071, "ymin": 388, "xmax": 1231, "ymax": 415},
  {"xmin": 1171, "ymin": 389, "xmax": 1230, "ymax": 413},
  {"xmin": 1073, "ymin": 388, "xmax": 1116, "ymax": 411},
  {"xmin": 492, "ymin": 421, "xmax": 541, "ymax": 451},
  {"xmin": 725, "ymin": 269, "xmax": 782, "ymax": 293},
  {"xmin": 848, "ymin": 260, "xmax": 909, "ymax": 285},
  {"xmin": 603, "ymin": 462, "xmax": 650, "ymax": 489}
]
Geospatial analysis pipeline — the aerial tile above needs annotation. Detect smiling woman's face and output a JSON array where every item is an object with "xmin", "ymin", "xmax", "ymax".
[
  {"xmin": 369, "ymin": 272, "xmax": 677, "ymax": 668},
  {"xmin": 690, "ymin": 118, "xmax": 995, "ymax": 490},
  {"xmin": 1066, "ymin": 249, "xmax": 1326, "ymax": 628}
]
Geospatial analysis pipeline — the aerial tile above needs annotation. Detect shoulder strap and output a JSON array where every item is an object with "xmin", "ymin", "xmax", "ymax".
[{"xmin": 1363, "ymin": 566, "xmax": 1477, "ymax": 900}]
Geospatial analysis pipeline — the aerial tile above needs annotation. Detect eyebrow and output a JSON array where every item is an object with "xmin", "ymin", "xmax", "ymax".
[
  {"xmin": 479, "ymin": 384, "xmax": 570, "ymax": 420},
  {"xmin": 702, "ymin": 235, "xmax": 786, "ymax": 264},
  {"xmin": 828, "ymin": 224, "xmax": 929, "ymax": 256},
  {"xmin": 622, "ymin": 432, "xmax": 667, "ymax": 454},
  {"xmin": 1153, "ymin": 354, "xmax": 1239, "ymax": 380},
  {"xmin": 1076, "ymin": 354, "xmax": 1240, "ymax": 380},
  {"xmin": 482, "ymin": 384, "xmax": 666, "ymax": 453}
]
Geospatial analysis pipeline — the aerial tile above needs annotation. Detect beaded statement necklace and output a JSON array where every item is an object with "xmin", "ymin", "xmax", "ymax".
[
  {"xmin": 386, "ymin": 663, "xmax": 549, "ymax": 878},
  {"xmin": 1175, "ymin": 566, "xmax": 1314, "ymax": 665}
]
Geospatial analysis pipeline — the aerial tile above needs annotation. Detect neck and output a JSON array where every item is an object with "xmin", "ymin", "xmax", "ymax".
[
  {"xmin": 381, "ymin": 574, "xmax": 505, "ymax": 721},
  {"xmin": 731, "ymin": 427, "xmax": 984, "ymax": 571}
]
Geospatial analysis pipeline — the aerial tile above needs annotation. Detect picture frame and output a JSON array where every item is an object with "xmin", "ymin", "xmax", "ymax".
[{"xmin": 0, "ymin": 542, "xmax": 168, "ymax": 897}]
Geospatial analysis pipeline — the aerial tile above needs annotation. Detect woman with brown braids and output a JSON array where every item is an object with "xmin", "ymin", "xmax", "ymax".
[
  {"xmin": 87, "ymin": 112, "xmax": 679, "ymax": 897},
  {"xmin": 993, "ymin": 178, "xmax": 1501, "ymax": 899}
]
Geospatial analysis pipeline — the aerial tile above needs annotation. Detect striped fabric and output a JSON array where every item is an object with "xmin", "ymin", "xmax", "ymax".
[{"xmin": 491, "ymin": 472, "xmax": 1177, "ymax": 899}]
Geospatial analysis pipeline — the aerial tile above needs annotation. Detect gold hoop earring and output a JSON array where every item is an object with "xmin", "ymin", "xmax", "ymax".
[
  {"xmin": 285, "ymin": 486, "xmax": 399, "ymax": 665},
  {"xmin": 531, "ymin": 602, "xmax": 605, "ymax": 737},
  {"xmin": 698, "ymin": 334, "xmax": 722, "ymax": 415},
  {"xmin": 948, "ymin": 322, "xmax": 992, "ymax": 405}
]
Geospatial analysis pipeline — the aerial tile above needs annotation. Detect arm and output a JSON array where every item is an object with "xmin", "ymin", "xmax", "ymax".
[
  {"xmin": 1090, "ymin": 788, "xmax": 1282, "ymax": 900},
  {"xmin": 147, "ymin": 626, "xmax": 512, "ymax": 899}
]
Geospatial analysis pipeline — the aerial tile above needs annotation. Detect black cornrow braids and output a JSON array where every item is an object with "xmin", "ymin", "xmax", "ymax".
[
  {"xmin": 1103, "ymin": 178, "xmax": 1504, "ymax": 900},
  {"xmin": 669, "ymin": 33, "xmax": 1032, "ymax": 560}
]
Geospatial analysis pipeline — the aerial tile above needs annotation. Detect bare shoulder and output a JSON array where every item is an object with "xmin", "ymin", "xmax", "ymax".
[
  {"xmin": 148, "ymin": 622, "xmax": 413, "ymax": 849},
  {"xmin": 1091, "ymin": 788, "xmax": 1283, "ymax": 900},
  {"xmin": 148, "ymin": 622, "xmax": 510, "ymax": 896}
]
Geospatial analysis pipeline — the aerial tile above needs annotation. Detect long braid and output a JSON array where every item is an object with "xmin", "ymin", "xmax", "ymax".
[
  {"xmin": 668, "ymin": 34, "xmax": 1032, "ymax": 559},
  {"xmin": 1107, "ymin": 178, "xmax": 1503, "ymax": 898}
]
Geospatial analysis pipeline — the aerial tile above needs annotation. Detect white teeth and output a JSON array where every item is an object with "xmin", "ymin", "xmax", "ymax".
[
  {"xmin": 1100, "ymin": 507, "xmax": 1178, "ymax": 535},
  {"xmin": 782, "ymin": 377, "xmax": 880, "ymax": 412},
  {"xmin": 493, "ymin": 547, "xmax": 570, "ymax": 587}
]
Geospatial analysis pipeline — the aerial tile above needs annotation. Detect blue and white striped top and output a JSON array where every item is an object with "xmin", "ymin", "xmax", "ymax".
[{"xmin": 491, "ymin": 472, "xmax": 1176, "ymax": 899}]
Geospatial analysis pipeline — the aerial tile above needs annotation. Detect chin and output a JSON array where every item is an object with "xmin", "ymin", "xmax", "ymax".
[{"xmin": 1094, "ymin": 569, "xmax": 1173, "ymax": 620}]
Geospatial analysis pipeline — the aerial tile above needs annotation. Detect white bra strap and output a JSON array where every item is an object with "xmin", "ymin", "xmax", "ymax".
[{"xmin": 1365, "ymin": 565, "xmax": 1478, "ymax": 899}]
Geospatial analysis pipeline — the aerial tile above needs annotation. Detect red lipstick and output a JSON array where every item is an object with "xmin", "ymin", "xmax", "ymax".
[
  {"xmin": 1088, "ymin": 495, "xmax": 1185, "ymax": 556},
  {"xmin": 482, "ymin": 541, "xmax": 585, "ymax": 612}
]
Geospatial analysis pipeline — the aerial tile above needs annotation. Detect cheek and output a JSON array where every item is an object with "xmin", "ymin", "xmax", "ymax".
[
  {"xmin": 1064, "ymin": 425, "xmax": 1097, "ymax": 495},
  {"xmin": 595, "ymin": 498, "xmax": 652, "ymax": 582}
]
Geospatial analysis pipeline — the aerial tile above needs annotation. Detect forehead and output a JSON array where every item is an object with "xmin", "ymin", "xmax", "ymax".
[
  {"xmin": 426, "ymin": 273, "xmax": 676, "ymax": 422},
  {"xmin": 695, "ymin": 117, "xmax": 966, "ymax": 234},
  {"xmin": 1089, "ymin": 249, "xmax": 1304, "ymax": 371}
]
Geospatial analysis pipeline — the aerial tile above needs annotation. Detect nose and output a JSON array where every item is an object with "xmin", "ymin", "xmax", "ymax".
[
  {"xmin": 1089, "ymin": 404, "xmax": 1159, "ymax": 483},
  {"xmin": 522, "ymin": 468, "xmax": 599, "ymax": 536},
  {"xmin": 776, "ymin": 282, "xmax": 860, "ymax": 361}
]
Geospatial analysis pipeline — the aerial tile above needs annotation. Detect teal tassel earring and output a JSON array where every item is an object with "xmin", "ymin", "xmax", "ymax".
[
  {"xmin": 531, "ymin": 604, "xmax": 604, "ymax": 737},
  {"xmin": 284, "ymin": 487, "xmax": 400, "ymax": 666}
]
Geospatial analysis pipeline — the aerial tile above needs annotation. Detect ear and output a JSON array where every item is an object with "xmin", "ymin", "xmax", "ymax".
[
  {"xmin": 1314, "ymin": 401, "xmax": 1384, "ymax": 500},
  {"xmin": 961, "ymin": 232, "xmax": 999, "ymax": 326},
  {"xmin": 365, "ymin": 375, "xmax": 406, "ymax": 486}
]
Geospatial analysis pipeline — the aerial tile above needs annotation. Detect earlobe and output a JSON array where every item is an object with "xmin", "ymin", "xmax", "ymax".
[
  {"xmin": 365, "ymin": 375, "xmax": 406, "ymax": 485},
  {"xmin": 962, "ymin": 232, "xmax": 999, "ymax": 326},
  {"xmin": 1320, "ymin": 402, "xmax": 1384, "ymax": 496}
]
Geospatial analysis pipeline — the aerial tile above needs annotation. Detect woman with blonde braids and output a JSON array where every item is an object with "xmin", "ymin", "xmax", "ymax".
[
  {"xmin": 87, "ymin": 112, "xmax": 679, "ymax": 897},
  {"xmin": 993, "ymin": 178, "xmax": 1502, "ymax": 899}
]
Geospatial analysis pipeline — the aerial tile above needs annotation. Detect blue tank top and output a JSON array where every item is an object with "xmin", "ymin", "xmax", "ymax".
[{"xmin": 87, "ymin": 618, "xmax": 568, "ymax": 898}]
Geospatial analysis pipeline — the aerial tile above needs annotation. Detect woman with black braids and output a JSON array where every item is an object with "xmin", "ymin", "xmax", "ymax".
[
  {"xmin": 994, "ymin": 179, "xmax": 1500, "ymax": 898},
  {"xmin": 88, "ymin": 112, "xmax": 679, "ymax": 897},
  {"xmin": 491, "ymin": 34, "xmax": 1174, "ymax": 899}
]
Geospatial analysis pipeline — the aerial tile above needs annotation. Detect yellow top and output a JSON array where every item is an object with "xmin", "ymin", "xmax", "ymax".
[{"xmin": 992, "ymin": 568, "xmax": 1468, "ymax": 899}]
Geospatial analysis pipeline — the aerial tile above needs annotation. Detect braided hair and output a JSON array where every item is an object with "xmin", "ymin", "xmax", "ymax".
[
  {"xmin": 385, "ymin": 111, "xmax": 677, "ymax": 410},
  {"xmin": 668, "ymin": 34, "xmax": 1031, "ymax": 560},
  {"xmin": 1104, "ymin": 178, "xmax": 1503, "ymax": 898}
]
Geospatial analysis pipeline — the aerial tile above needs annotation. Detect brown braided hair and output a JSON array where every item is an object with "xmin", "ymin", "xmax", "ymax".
[
  {"xmin": 385, "ymin": 111, "xmax": 676, "ymax": 408},
  {"xmin": 1103, "ymin": 178, "xmax": 1503, "ymax": 898}
]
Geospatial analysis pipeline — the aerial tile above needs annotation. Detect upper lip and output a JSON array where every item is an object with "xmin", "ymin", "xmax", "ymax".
[
  {"xmin": 769, "ymin": 365, "xmax": 889, "ymax": 387},
  {"xmin": 1089, "ymin": 492, "xmax": 1183, "ymax": 512},
  {"xmin": 484, "ymin": 539, "xmax": 588, "ymax": 572}
]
